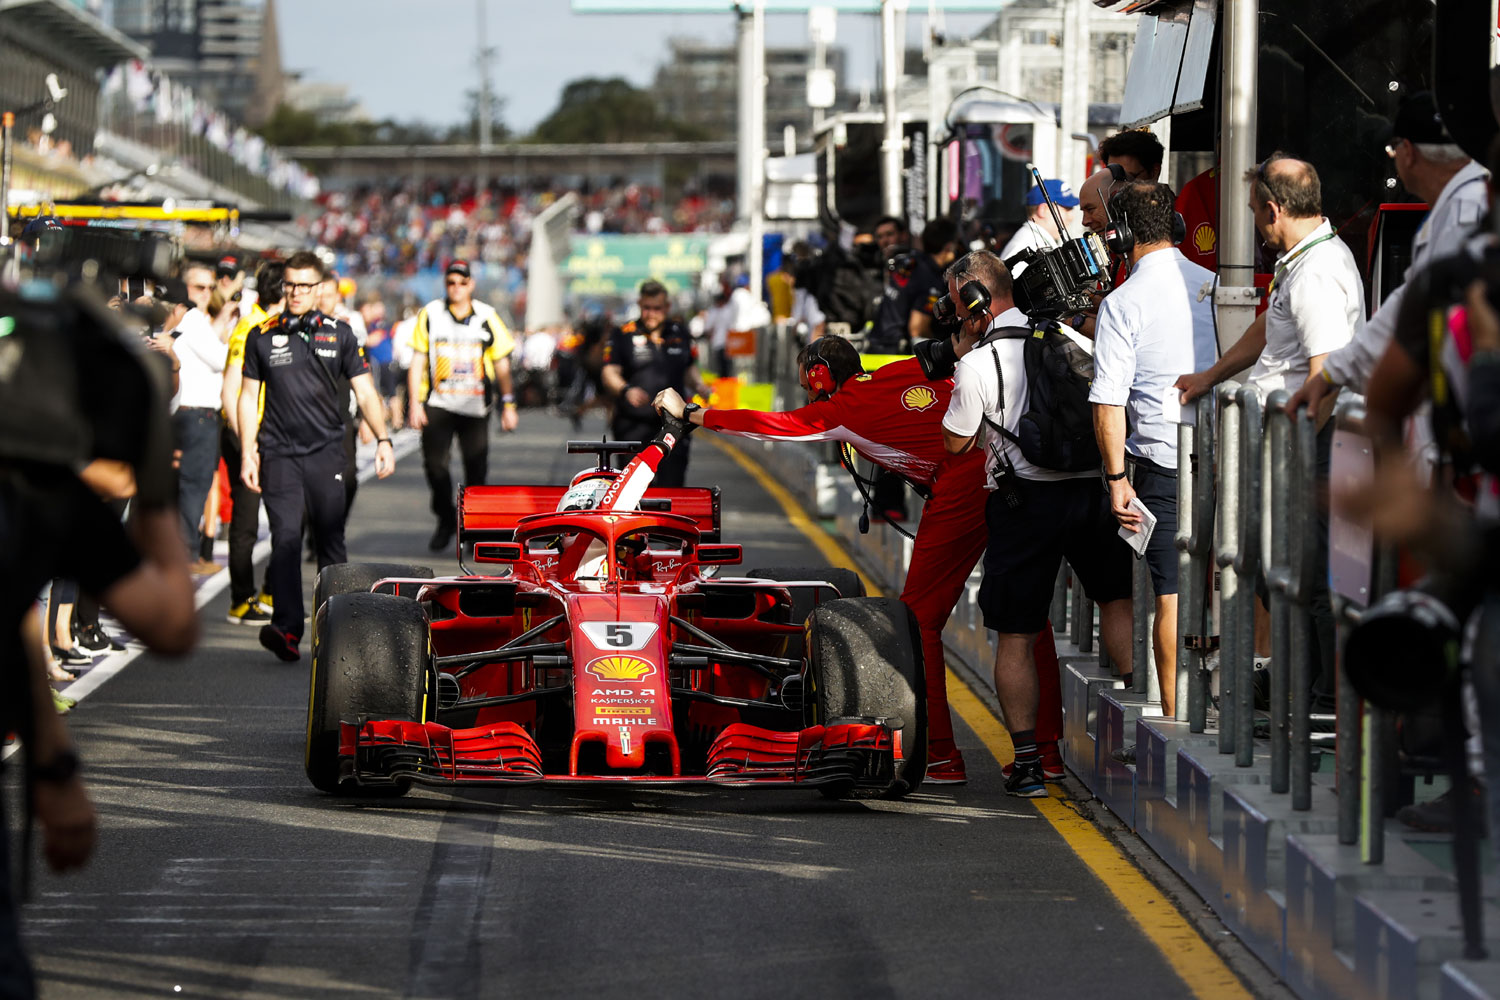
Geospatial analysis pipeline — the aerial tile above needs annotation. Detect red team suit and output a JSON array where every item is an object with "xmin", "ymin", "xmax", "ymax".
[{"xmin": 702, "ymin": 358, "xmax": 1063, "ymax": 752}]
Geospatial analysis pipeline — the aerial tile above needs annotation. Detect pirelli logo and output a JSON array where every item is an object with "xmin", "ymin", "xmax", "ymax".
[{"xmin": 595, "ymin": 706, "xmax": 653, "ymax": 716}]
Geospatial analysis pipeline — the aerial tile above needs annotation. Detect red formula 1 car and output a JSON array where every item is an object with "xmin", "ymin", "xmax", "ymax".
[{"xmin": 304, "ymin": 441, "xmax": 927, "ymax": 800}]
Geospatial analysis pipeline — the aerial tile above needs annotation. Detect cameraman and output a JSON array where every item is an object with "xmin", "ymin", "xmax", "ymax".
[
  {"xmin": 940, "ymin": 250, "xmax": 1134, "ymax": 796},
  {"xmin": 1090, "ymin": 181, "xmax": 1218, "ymax": 729},
  {"xmin": 653, "ymin": 335, "xmax": 1069, "ymax": 786}
]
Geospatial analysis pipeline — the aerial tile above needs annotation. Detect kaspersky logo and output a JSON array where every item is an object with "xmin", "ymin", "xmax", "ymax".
[
  {"xmin": 901, "ymin": 385, "xmax": 938, "ymax": 411},
  {"xmin": 586, "ymin": 655, "xmax": 654, "ymax": 682}
]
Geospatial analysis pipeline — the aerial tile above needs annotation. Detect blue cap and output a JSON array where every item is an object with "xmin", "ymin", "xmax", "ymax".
[{"xmin": 1026, "ymin": 179, "xmax": 1079, "ymax": 209}]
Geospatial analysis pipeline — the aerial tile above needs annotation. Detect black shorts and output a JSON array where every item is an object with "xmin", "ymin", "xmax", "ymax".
[
  {"xmin": 978, "ymin": 476, "xmax": 1134, "ymax": 634},
  {"xmin": 1131, "ymin": 458, "xmax": 1180, "ymax": 596}
]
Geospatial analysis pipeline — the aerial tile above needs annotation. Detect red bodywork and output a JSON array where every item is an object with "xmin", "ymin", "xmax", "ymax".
[{"xmin": 336, "ymin": 484, "xmax": 902, "ymax": 791}]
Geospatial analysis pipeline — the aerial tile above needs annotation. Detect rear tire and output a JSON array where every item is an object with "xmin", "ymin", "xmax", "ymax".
[
  {"xmin": 313, "ymin": 561, "xmax": 434, "ymax": 616},
  {"xmin": 804, "ymin": 596, "xmax": 926, "ymax": 799},
  {"xmin": 305, "ymin": 592, "xmax": 432, "ymax": 795}
]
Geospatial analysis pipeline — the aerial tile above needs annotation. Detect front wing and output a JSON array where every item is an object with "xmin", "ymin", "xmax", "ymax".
[{"xmin": 339, "ymin": 719, "xmax": 903, "ymax": 789}]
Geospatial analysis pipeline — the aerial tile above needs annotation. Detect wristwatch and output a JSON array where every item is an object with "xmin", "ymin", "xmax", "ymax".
[
  {"xmin": 1068, "ymin": 314, "xmax": 1087, "ymax": 331},
  {"xmin": 32, "ymin": 748, "xmax": 80, "ymax": 784},
  {"xmin": 376, "ymin": 437, "xmax": 392, "ymax": 445}
]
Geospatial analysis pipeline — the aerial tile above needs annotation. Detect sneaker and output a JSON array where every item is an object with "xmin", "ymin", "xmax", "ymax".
[
  {"xmin": 925, "ymin": 746, "xmax": 968, "ymax": 785},
  {"xmin": 428, "ymin": 522, "xmax": 456, "ymax": 553},
  {"xmin": 258, "ymin": 625, "xmax": 300, "ymax": 662},
  {"xmin": 51, "ymin": 690, "xmax": 75, "ymax": 714},
  {"xmin": 255, "ymin": 590, "xmax": 274, "ymax": 612},
  {"xmin": 1110, "ymin": 744, "xmax": 1138, "ymax": 766},
  {"xmin": 1004, "ymin": 761, "xmax": 1048, "ymax": 798},
  {"xmin": 1039, "ymin": 742, "xmax": 1066, "ymax": 782},
  {"xmin": 189, "ymin": 558, "xmax": 222, "ymax": 576},
  {"xmin": 75, "ymin": 624, "xmax": 125, "ymax": 653},
  {"xmin": 50, "ymin": 645, "xmax": 93, "ymax": 667},
  {"xmin": 227, "ymin": 599, "xmax": 272, "ymax": 626}
]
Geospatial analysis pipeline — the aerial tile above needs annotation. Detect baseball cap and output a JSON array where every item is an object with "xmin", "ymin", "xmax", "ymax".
[
  {"xmin": 216, "ymin": 254, "xmax": 240, "ymax": 278},
  {"xmin": 445, "ymin": 259, "xmax": 471, "ymax": 278},
  {"xmin": 1387, "ymin": 91, "xmax": 1452, "ymax": 145},
  {"xmin": 1026, "ymin": 179, "xmax": 1080, "ymax": 209}
]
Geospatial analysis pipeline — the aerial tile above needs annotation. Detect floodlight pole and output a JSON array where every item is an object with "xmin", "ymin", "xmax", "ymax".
[
  {"xmin": 476, "ymin": 0, "xmax": 494, "ymax": 200},
  {"xmin": 880, "ymin": 0, "xmax": 903, "ymax": 219},
  {"xmin": 736, "ymin": 2, "xmax": 765, "ymax": 301}
]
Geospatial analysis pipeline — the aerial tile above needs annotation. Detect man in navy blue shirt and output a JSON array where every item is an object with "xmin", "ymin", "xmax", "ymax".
[{"xmin": 238, "ymin": 251, "xmax": 396, "ymax": 661}]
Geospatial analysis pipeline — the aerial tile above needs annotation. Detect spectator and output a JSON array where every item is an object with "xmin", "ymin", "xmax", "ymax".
[
  {"xmin": 170, "ymin": 262, "xmax": 229, "ymax": 571},
  {"xmin": 940, "ymin": 250, "xmax": 1134, "ymax": 796},
  {"xmin": 1099, "ymin": 129, "xmax": 1165, "ymax": 182},
  {"xmin": 767, "ymin": 255, "xmax": 796, "ymax": 323},
  {"xmin": 409, "ymin": 259, "xmax": 518, "ymax": 553},
  {"xmin": 1288, "ymin": 91, "xmax": 1488, "ymax": 414},
  {"xmin": 221, "ymin": 260, "xmax": 283, "ymax": 626},
  {"xmin": 999, "ymin": 179, "xmax": 1083, "ymax": 272},
  {"xmin": 1177, "ymin": 154, "xmax": 1366, "ymax": 715},
  {"xmin": 1089, "ymin": 181, "xmax": 1219, "ymax": 734},
  {"xmin": 215, "ymin": 255, "xmax": 244, "ymax": 303}
]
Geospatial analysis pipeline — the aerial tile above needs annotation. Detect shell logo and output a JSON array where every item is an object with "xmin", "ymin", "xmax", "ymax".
[
  {"xmin": 1192, "ymin": 222, "xmax": 1217, "ymax": 255},
  {"xmin": 586, "ymin": 655, "xmax": 654, "ymax": 682},
  {"xmin": 901, "ymin": 385, "xmax": 938, "ymax": 411}
]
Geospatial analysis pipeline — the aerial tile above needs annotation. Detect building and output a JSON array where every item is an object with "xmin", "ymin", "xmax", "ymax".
[
  {"xmin": 283, "ymin": 75, "xmax": 367, "ymax": 126},
  {"xmin": 110, "ymin": 0, "xmax": 283, "ymax": 126},
  {"xmin": 982, "ymin": 0, "xmax": 1135, "ymax": 106},
  {"xmin": 651, "ymin": 37, "xmax": 849, "ymax": 149}
]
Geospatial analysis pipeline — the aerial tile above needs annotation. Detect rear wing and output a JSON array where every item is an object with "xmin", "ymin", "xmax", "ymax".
[{"xmin": 458, "ymin": 484, "xmax": 722, "ymax": 545}]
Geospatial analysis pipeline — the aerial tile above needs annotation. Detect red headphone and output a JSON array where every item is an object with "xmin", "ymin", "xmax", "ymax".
[{"xmin": 804, "ymin": 340, "xmax": 836, "ymax": 399}]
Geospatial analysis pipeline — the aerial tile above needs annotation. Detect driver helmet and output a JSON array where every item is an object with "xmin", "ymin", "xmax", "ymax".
[{"xmin": 557, "ymin": 468, "xmax": 619, "ymax": 512}]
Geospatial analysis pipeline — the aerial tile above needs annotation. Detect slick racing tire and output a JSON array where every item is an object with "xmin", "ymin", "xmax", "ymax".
[
  {"xmin": 305, "ymin": 591, "xmax": 432, "ymax": 796},
  {"xmin": 312, "ymin": 561, "xmax": 434, "ymax": 616},
  {"xmin": 804, "ymin": 596, "xmax": 926, "ymax": 800}
]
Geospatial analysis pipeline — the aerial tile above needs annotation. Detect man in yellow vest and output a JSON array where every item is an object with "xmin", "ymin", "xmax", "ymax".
[{"xmin": 408, "ymin": 259, "xmax": 518, "ymax": 552}]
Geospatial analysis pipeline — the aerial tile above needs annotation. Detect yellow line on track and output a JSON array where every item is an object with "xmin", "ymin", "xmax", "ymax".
[{"xmin": 713, "ymin": 433, "xmax": 1252, "ymax": 1000}]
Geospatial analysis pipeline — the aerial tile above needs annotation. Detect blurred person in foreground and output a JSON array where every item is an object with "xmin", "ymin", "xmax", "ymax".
[
  {"xmin": 408, "ymin": 259, "xmax": 518, "ymax": 553},
  {"xmin": 239, "ymin": 252, "xmax": 395, "ymax": 662}
]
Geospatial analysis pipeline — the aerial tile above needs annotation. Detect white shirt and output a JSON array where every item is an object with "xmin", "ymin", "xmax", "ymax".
[
  {"xmin": 704, "ymin": 302, "xmax": 733, "ymax": 350},
  {"xmin": 943, "ymin": 308, "xmax": 1097, "ymax": 485},
  {"xmin": 1246, "ymin": 219, "xmax": 1365, "ymax": 396},
  {"xmin": 391, "ymin": 316, "xmax": 418, "ymax": 368},
  {"xmin": 1090, "ymin": 248, "xmax": 1219, "ymax": 469},
  {"xmin": 791, "ymin": 287, "xmax": 825, "ymax": 330},
  {"xmin": 1323, "ymin": 160, "xmax": 1490, "ymax": 391},
  {"xmin": 173, "ymin": 307, "xmax": 227, "ymax": 410},
  {"xmin": 998, "ymin": 219, "xmax": 1060, "ymax": 280}
]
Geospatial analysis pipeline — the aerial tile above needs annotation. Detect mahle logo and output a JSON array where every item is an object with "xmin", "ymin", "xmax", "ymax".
[{"xmin": 586, "ymin": 655, "xmax": 654, "ymax": 682}]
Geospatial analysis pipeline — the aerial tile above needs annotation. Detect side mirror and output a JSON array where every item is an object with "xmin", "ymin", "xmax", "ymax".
[
  {"xmin": 473, "ymin": 541, "xmax": 522, "ymax": 563},
  {"xmin": 695, "ymin": 544, "xmax": 743, "ymax": 565}
]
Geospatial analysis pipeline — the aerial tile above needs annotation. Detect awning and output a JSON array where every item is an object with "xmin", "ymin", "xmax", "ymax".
[
  {"xmin": 0, "ymin": 0, "xmax": 149, "ymax": 69},
  {"xmin": 1109, "ymin": 0, "xmax": 1218, "ymax": 128}
]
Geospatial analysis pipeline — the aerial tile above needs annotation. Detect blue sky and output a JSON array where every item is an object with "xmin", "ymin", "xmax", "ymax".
[{"xmin": 278, "ymin": 2, "xmax": 997, "ymax": 133}]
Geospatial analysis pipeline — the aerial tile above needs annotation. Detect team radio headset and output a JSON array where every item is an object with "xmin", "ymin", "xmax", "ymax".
[{"xmin": 801, "ymin": 337, "xmax": 929, "ymax": 539}]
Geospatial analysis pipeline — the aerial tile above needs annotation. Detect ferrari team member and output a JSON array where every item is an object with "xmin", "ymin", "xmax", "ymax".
[
  {"xmin": 409, "ymin": 259, "xmax": 518, "ymax": 552},
  {"xmin": 239, "ymin": 252, "xmax": 396, "ymax": 662},
  {"xmin": 654, "ymin": 336, "xmax": 1066, "ymax": 785},
  {"xmin": 220, "ymin": 260, "xmax": 282, "ymax": 625},
  {"xmin": 602, "ymin": 280, "xmax": 710, "ymax": 489}
]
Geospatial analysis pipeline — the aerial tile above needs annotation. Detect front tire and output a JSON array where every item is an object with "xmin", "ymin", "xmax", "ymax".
[
  {"xmin": 305, "ymin": 592, "xmax": 432, "ymax": 795},
  {"xmin": 804, "ymin": 596, "xmax": 926, "ymax": 799},
  {"xmin": 312, "ymin": 561, "xmax": 434, "ymax": 616}
]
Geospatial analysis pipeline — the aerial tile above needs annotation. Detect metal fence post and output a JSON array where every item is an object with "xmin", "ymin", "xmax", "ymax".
[
  {"xmin": 1132, "ymin": 550, "xmax": 1152, "ymax": 697},
  {"xmin": 1215, "ymin": 385, "xmax": 1242, "ymax": 754},
  {"xmin": 1177, "ymin": 396, "xmax": 1217, "ymax": 729},
  {"xmin": 1288, "ymin": 400, "xmax": 1317, "ymax": 811},
  {"xmin": 1234, "ymin": 387, "xmax": 1264, "ymax": 766},
  {"xmin": 1266, "ymin": 398, "xmax": 1293, "ymax": 794}
]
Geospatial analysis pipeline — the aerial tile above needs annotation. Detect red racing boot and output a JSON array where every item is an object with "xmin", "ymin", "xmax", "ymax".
[{"xmin": 925, "ymin": 740, "xmax": 968, "ymax": 785}]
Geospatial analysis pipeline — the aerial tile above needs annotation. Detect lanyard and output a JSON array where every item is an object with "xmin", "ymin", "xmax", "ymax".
[{"xmin": 1268, "ymin": 231, "xmax": 1338, "ymax": 296}]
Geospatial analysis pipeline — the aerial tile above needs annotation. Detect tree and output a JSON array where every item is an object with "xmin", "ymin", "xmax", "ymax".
[
  {"xmin": 531, "ymin": 77, "xmax": 705, "ymax": 144},
  {"xmin": 445, "ymin": 88, "xmax": 510, "ymax": 145}
]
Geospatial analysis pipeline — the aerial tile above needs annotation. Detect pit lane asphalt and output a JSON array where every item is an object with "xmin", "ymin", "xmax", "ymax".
[{"xmin": 16, "ymin": 413, "xmax": 1212, "ymax": 1000}]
